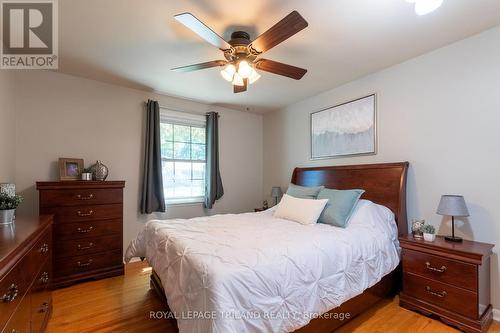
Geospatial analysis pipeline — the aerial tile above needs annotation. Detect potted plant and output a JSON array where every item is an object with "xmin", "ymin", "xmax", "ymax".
[
  {"xmin": 422, "ymin": 224, "xmax": 436, "ymax": 242},
  {"xmin": 0, "ymin": 192, "xmax": 23, "ymax": 225},
  {"xmin": 81, "ymin": 167, "xmax": 93, "ymax": 181}
]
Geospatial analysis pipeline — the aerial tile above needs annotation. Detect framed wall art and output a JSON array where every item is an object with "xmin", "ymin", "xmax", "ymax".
[{"xmin": 311, "ymin": 94, "xmax": 376, "ymax": 159}]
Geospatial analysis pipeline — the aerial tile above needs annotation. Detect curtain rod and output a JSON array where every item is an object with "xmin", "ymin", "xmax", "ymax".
[{"xmin": 143, "ymin": 102, "xmax": 219, "ymax": 117}]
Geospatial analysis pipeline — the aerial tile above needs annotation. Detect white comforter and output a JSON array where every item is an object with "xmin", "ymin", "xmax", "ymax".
[{"xmin": 125, "ymin": 200, "xmax": 400, "ymax": 333}]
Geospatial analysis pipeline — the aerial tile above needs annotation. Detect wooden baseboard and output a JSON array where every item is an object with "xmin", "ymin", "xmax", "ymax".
[{"xmin": 493, "ymin": 308, "xmax": 500, "ymax": 322}]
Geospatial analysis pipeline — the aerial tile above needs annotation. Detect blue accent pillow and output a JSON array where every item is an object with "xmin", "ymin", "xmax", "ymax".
[
  {"xmin": 286, "ymin": 183, "xmax": 324, "ymax": 199},
  {"xmin": 317, "ymin": 188, "xmax": 365, "ymax": 227}
]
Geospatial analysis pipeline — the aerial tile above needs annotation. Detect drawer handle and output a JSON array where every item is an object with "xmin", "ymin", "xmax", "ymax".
[
  {"xmin": 1, "ymin": 284, "xmax": 18, "ymax": 303},
  {"xmin": 77, "ymin": 259, "xmax": 93, "ymax": 267},
  {"xmin": 40, "ymin": 272, "xmax": 49, "ymax": 284},
  {"xmin": 77, "ymin": 226, "xmax": 94, "ymax": 233},
  {"xmin": 77, "ymin": 242, "xmax": 94, "ymax": 251},
  {"xmin": 76, "ymin": 193, "xmax": 94, "ymax": 200},
  {"xmin": 426, "ymin": 286, "xmax": 447, "ymax": 298},
  {"xmin": 425, "ymin": 262, "xmax": 447, "ymax": 273},
  {"xmin": 39, "ymin": 302, "xmax": 50, "ymax": 313},
  {"xmin": 39, "ymin": 243, "xmax": 49, "ymax": 254},
  {"xmin": 77, "ymin": 210, "xmax": 94, "ymax": 217}
]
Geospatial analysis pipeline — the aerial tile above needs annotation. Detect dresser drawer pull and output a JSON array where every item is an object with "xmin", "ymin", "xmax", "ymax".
[
  {"xmin": 12, "ymin": 329, "xmax": 18, "ymax": 333},
  {"xmin": 39, "ymin": 302, "xmax": 50, "ymax": 313},
  {"xmin": 77, "ymin": 210, "xmax": 94, "ymax": 217},
  {"xmin": 76, "ymin": 193, "xmax": 94, "ymax": 200},
  {"xmin": 39, "ymin": 243, "xmax": 49, "ymax": 254},
  {"xmin": 77, "ymin": 226, "xmax": 94, "ymax": 233},
  {"xmin": 77, "ymin": 259, "xmax": 93, "ymax": 267},
  {"xmin": 425, "ymin": 262, "xmax": 447, "ymax": 273},
  {"xmin": 1, "ymin": 284, "xmax": 18, "ymax": 303},
  {"xmin": 77, "ymin": 242, "xmax": 94, "ymax": 251},
  {"xmin": 40, "ymin": 272, "xmax": 49, "ymax": 284},
  {"xmin": 425, "ymin": 286, "xmax": 447, "ymax": 298}
]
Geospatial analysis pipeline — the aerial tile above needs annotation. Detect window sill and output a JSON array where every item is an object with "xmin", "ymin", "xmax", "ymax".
[{"xmin": 166, "ymin": 197, "xmax": 205, "ymax": 207}]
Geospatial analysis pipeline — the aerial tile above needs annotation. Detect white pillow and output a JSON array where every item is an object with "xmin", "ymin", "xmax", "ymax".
[{"xmin": 274, "ymin": 194, "xmax": 328, "ymax": 225}]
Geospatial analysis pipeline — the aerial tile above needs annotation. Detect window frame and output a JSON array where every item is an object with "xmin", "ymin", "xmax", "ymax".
[{"xmin": 159, "ymin": 109, "xmax": 206, "ymax": 205}]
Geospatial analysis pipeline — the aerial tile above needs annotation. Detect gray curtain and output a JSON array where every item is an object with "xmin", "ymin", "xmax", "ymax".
[
  {"xmin": 140, "ymin": 100, "xmax": 166, "ymax": 214},
  {"xmin": 204, "ymin": 112, "xmax": 224, "ymax": 209}
]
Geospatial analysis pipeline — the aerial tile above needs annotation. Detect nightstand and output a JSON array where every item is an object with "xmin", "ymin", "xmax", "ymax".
[{"xmin": 399, "ymin": 234, "xmax": 494, "ymax": 333}]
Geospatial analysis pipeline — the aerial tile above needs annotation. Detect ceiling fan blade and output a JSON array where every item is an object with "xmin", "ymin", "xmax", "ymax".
[
  {"xmin": 171, "ymin": 60, "xmax": 227, "ymax": 73},
  {"xmin": 255, "ymin": 59, "xmax": 307, "ymax": 80},
  {"xmin": 250, "ymin": 11, "xmax": 308, "ymax": 54},
  {"xmin": 233, "ymin": 78, "xmax": 248, "ymax": 93},
  {"xmin": 174, "ymin": 13, "xmax": 233, "ymax": 51}
]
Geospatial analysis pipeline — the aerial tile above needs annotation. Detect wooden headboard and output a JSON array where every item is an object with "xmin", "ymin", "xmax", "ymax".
[{"xmin": 291, "ymin": 162, "xmax": 409, "ymax": 235}]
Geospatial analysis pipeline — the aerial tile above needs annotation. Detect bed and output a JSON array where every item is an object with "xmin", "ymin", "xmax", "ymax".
[{"xmin": 126, "ymin": 162, "xmax": 409, "ymax": 333}]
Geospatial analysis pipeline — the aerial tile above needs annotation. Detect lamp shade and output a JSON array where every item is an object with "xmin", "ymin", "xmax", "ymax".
[
  {"xmin": 271, "ymin": 186, "xmax": 282, "ymax": 198},
  {"xmin": 436, "ymin": 195, "xmax": 470, "ymax": 217}
]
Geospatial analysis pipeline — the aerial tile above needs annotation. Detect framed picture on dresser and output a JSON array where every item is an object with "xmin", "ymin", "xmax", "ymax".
[
  {"xmin": 58, "ymin": 158, "xmax": 84, "ymax": 180},
  {"xmin": 310, "ymin": 94, "xmax": 377, "ymax": 159}
]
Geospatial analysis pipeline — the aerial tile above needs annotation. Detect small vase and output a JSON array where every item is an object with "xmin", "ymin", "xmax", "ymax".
[
  {"xmin": 423, "ymin": 233, "xmax": 436, "ymax": 242},
  {"xmin": 81, "ymin": 172, "xmax": 92, "ymax": 181},
  {"xmin": 91, "ymin": 160, "xmax": 109, "ymax": 181},
  {"xmin": 0, "ymin": 209, "xmax": 15, "ymax": 225}
]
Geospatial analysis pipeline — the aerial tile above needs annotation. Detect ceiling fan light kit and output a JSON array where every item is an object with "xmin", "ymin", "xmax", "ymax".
[{"xmin": 172, "ymin": 11, "xmax": 308, "ymax": 93}]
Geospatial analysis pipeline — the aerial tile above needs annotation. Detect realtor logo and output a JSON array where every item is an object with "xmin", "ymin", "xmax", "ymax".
[{"xmin": 1, "ymin": 0, "xmax": 58, "ymax": 69}]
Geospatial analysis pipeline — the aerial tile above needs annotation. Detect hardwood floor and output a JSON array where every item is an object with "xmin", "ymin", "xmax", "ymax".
[{"xmin": 47, "ymin": 261, "xmax": 500, "ymax": 333}]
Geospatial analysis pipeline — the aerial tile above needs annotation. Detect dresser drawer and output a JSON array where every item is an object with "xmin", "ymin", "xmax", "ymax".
[
  {"xmin": 54, "ymin": 219, "xmax": 122, "ymax": 240},
  {"xmin": 31, "ymin": 260, "xmax": 52, "ymax": 333},
  {"xmin": 54, "ymin": 234, "xmax": 122, "ymax": 258},
  {"xmin": 403, "ymin": 272, "xmax": 478, "ymax": 319},
  {"xmin": 402, "ymin": 249, "xmax": 477, "ymax": 291},
  {"xmin": 53, "ymin": 249, "xmax": 122, "ymax": 277},
  {"xmin": 0, "ymin": 263, "xmax": 28, "ymax": 328},
  {"xmin": 27, "ymin": 227, "xmax": 52, "ymax": 273},
  {"xmin": 39, "ymin": 188, "xmax": 123, "ymax": 207},
  {"xmin": 41, "ymin": 204, "xmax": 122, "ymax": 222},
  {"xmin": 3, "ymin": 294, "xmax": 31, "ymax": 333}
]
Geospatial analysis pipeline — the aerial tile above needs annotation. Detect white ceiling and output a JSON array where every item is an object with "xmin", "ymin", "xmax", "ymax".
[{"xmin": 59, "ymin": 0, "xmax": 500, "ymax": 113}]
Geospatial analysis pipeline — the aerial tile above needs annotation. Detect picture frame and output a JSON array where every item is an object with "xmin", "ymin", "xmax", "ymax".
[
  {"xmin": 310, "ymin": 94, "xmax": 377, "ymax": 159},
  {"xmin": 58, "ymin": 158, "xmax": 84, "ymax": 180}
]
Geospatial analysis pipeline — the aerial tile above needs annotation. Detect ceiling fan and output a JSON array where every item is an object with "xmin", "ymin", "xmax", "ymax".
[{"xmin": 171, "ymin": 11, "xmax": 308, "ymax": 93}]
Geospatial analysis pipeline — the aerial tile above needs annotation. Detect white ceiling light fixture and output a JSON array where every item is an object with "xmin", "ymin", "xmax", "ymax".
[
  {"xmin": 220, "ymin": 64, "xmax": 236, "ymax": 82},
  {"xmin": 232, "ymin": 72, "xmax": 245, "ymax": 86},
  {"xmin": 406, "ymin": 0, "xmax": 444, "ymax": 15}
]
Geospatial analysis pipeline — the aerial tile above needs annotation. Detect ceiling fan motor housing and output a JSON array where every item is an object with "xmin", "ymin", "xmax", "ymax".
[{"xmin": 225, "ymin": 31, "xmax": 258, "ymax": 62}]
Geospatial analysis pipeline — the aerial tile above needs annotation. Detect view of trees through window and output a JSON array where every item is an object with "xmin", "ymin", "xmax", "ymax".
[{"xmin": 160, "ymin": 122, "xmax": 206, "ymax": 202}]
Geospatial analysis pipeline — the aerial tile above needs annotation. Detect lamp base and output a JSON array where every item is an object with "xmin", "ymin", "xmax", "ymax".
[{"xmin": 445, "ymin": 235, "xmax": 463, "ymax": 242}]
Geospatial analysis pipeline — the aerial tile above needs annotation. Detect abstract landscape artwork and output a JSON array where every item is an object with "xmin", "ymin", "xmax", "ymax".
[{"xmin": 311, "ymin": 94, "xmax": 376, "ymax": 159}]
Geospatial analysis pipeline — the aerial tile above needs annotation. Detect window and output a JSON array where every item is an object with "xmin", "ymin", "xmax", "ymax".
[{"xmin": 160, "ymin": 110, "xmax": 206, "ymax": 204}]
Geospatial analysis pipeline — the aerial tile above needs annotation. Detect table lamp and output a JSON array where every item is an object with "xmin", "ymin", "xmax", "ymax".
[
  {"xmin": 271, "ymin": 186, "xmax": 282, "ymax": 206},
  {"xmin": 436, "ymin": 195, "xmax": 469, "ymax": 242}
]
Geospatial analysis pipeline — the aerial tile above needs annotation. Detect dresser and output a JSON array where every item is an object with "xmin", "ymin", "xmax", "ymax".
[
  {"xmin": 399, "ymin": 234, "xmax": 494, "ymax": 333},
  {"xmin": 36, "ymin": 181, "xmax": 125, "ymax": 288},
  {"xmin": 0, "ymin": 215, "xmax": 53, "ymax": 333}
]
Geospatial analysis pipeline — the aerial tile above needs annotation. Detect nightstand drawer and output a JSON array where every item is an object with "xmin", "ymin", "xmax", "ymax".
[
  {"xmin": 403, "ymin": 249, "xmax": 477, "ymax": 291},
  {"xmin": 403, "ymin": 273, "xmax": 478, "ymax": 319}
]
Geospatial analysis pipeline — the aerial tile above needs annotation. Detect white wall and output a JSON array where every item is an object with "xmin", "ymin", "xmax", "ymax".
[
  {"xmin": 263, "ymin": 27, "xmax": 500, "ymax": 309},
  {"xmin": 0, "ymin": 71, "xmax": 15, "ymax": 181},
  {"xmin": 11, "ymin": 70, "xmax": 263, "ymax": 253}
]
